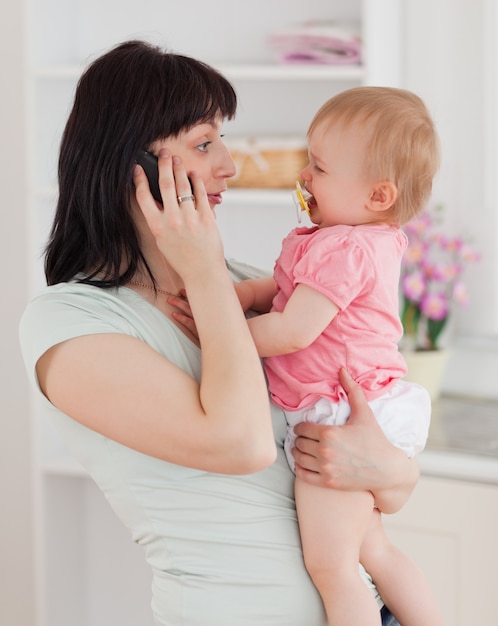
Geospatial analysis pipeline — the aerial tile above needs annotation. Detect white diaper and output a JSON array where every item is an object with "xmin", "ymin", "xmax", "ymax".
[{"xmin": 284, "ymin": 380, "xmax": 431, "ymax": 473}]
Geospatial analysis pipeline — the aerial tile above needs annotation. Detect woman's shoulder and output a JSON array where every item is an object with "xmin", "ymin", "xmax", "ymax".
[
  {"xmin": 21, "ymin": 279, "xmax": 170, "ymax": 327},
  {"xmin": 23, "ymin": 280, "xmax": 122, "ymax": 307},
  {"xmin": 19, "ymin": 280, "xmax": 201, "ymax": 386},
  {"xmin": 19, "ymin": 281, "xmax": 158, "ymax": 363},
  {"xmin": 19, "ymin": 282, "xmax": 128, "ymax": 378},
  {"xmin": 20, "ymin": 281, "xmax": 134, "ymax": 340}
]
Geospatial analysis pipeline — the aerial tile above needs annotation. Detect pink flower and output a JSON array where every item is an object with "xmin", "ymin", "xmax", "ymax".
[
  {"xmin": 442, "ymin": 236, "xmax": 461, "ymax": 252},
  {"xmin": 453, "ymin": 281, "xmax": 470, "ymax": 306},
  {"xmin": 403, "ymin": 240, "xmax": 426, "ymax": 265},
  {"xmin": 420, "ymin": 292, "xmax": 449, "ymax": 321},
  {"xmin": 431, "ymin": 262, "xmax": 461, "ymax": 282},
  {"xmin": 402, "ymin": 271, "xmax": 426, "ymax": 302},
  {"xmin": 458, "ymin": 242, "xmax": 481, "ymax": 263},
  {"xmin": 404, "ymin": 211, "xmax": 432, "ymax": 236},
  {"xmin": 401, "ymin": 205, "xmax": 480, "ymax": 349},
  {"xmin": 421, "ymin": 260, "xmax": 438, "ymax": 280},
  {"xmin": 431, "ymin": 232, "xmax": 447, "ymax": 247}
]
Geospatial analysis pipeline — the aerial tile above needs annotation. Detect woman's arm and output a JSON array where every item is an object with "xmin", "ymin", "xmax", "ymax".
[
  {"xmin": 292, "ymin": 368, "xmax": 419, "ymax": 514},
  {"xmin": 35, "ymin": 153, "xmax": 276, "ymax": 475}
]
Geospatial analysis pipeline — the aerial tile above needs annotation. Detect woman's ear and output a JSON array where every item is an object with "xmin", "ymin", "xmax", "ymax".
[{"xmin": 367, "ymin": 181, "xmax": 398, "ymax": 212}]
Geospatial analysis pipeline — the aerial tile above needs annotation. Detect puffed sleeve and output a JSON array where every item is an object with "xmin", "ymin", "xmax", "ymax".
[{"xmin": 292, "ymin": 228, "xmax": 375, "ymax": 310}]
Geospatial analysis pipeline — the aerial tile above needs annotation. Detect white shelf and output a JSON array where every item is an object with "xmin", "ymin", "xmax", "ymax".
[
  {"xmin": 218, "ymin": 63, "xmax": 364, "ymax": 81},
  {"xmin": 32, "ymin": 62, "xmax": 364, "ymax": 82},
  {"xmin": 419, "ymin": 448, "xmax": 498, "ymax": 485},
  {"xmin": 31, "ymin": 65, "xmax": 84, "ymax": 79}
]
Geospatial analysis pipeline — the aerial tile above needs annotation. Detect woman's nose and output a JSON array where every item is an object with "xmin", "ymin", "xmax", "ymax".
[{"xmin": 217, "ymin": 144, "xmax": 237, "ymax": 179}]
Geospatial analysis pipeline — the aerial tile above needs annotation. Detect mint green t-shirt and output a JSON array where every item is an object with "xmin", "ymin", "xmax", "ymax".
[{"xmin": 19, "ymin": 265, "xmax": 380, "ymax": 625}]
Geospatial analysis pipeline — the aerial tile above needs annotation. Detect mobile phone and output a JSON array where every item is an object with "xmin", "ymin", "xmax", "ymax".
[
  {"xmin": 135, "ymin": 150, "xmax": 192, "ymax": 204},
  {"xmin": 136, "ymin": 150, "xmax": 162, "ymax": 203}
]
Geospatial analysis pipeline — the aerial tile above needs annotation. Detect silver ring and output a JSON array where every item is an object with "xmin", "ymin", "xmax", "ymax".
[{"xmin": 177, "ymin": 194, "xmax": 195, "ymax": 204}]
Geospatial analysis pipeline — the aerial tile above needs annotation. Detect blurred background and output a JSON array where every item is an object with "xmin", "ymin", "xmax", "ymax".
[{"xmin": 2, "ymin": 1, "xmax": 497, "ymax": 624}]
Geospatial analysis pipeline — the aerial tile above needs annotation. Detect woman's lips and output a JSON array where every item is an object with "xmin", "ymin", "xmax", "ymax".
[{"xmin": 208, "ymin": 193, "xmax": 223, "ymax": 205}]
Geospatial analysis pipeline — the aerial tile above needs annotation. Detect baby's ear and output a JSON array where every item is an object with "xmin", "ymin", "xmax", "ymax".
[{"xmin": 367, "ymin": 181, "xmax": 397, "ymax": 212}]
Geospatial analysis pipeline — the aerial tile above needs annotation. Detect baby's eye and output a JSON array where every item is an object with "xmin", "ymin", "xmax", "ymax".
[
  {"xmin": 313, "ymin": 164, "xmax": 324, "ymax": 173},
  {"xmin": 197, "ymin": 141, "xmax": 211, "ymax": 152}
]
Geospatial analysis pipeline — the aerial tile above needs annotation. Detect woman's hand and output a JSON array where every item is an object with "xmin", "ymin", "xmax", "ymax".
[
  {"xmin": 292, "ymin": 368, "xmax": 420, "ymax": 514},
  {"xmin": 134, "ymin": 149, "xmax": 225, "ymax": 284}
]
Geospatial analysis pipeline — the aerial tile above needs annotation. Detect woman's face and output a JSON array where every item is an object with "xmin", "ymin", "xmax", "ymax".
[{"xmin": 151, "ymin": 118, "xmax": 236, "ymax": 209}]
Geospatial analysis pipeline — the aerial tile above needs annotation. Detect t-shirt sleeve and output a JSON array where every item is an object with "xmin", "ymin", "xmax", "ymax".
[
  {"xmin": 19, "ymin": 289, "xmax": 129, "ymax": 394},
  {"xmin": 292, "ymin": 233, "xmax": 374, "ymax": 310}
]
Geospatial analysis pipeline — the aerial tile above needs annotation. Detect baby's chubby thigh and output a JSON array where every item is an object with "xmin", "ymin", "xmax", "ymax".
[{"xmin": 284, "ymin": 397, "xmax": 351, "ymax": 473}]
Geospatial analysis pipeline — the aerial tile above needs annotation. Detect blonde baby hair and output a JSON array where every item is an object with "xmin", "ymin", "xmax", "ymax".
[{"xmin": 307, "ymin": 86, "xmax": 440, "ymax": 225}]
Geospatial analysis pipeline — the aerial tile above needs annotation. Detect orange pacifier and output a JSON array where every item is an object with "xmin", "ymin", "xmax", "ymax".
[{"xmin": 292, "ymin": 181, "xmax": 312, "ymax": 223}]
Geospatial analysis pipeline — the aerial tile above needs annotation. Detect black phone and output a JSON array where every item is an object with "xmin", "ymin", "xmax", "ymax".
[
  {"xmin": 135, "ymin": 150, "xmax": 192, "ymax": 204},
  {"xmin": 136, "ymin": 150, "xmax": 162, "ymax": 203}
]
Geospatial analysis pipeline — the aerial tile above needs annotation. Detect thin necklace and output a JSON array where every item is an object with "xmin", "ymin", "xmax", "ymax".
[{"xmin": 129, "ymin": 281, "xmax": 180, "ymax": 297}]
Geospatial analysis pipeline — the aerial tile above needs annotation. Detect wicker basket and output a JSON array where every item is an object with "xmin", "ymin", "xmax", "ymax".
[{"xmin": 225, "ymin": 137, "xmax": 308, "ymax": 189}]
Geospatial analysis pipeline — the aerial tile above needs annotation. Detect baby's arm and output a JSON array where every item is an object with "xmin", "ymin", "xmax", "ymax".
[
  {"xmin": 248, "ymin": 283, "xmax": 339, "ymax": 357},
  {"xmin": 234, "ymin": 277, "xmax": 277, "ymax": 313}
]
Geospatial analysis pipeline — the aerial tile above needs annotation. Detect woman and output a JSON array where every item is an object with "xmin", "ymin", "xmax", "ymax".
[{"xmin": 19, "ymin": 40, "xmax": 416, "ymax": 625}]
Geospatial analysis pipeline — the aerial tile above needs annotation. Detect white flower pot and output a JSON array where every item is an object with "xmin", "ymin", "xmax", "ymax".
[{"xmin": 401, "ymin": 349, "xmax": 449, "ymax": 402}]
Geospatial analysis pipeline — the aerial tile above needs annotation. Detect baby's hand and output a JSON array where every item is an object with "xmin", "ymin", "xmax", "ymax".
[
  {"xmin": 168, "ymin": 291, "xmax": 199, "ymax": 340},
  {"xmin": 233, "ymin": 281, "xmax": 253, "ymax": 312}
]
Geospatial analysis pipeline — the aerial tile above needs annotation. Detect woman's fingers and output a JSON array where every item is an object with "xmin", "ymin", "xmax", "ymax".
[
  {"xmin": 338, "ymin": 367, "xmax": 374, "ymax": 426},
  {"xmin": 133, "ymin": 163, "xmax": 161, "ymax": 221},
  {"xmin": 134, "ymin": 149, "xmax": 198, "ymax": 214},
  {"xmin": 134, "ymin": 150, "xmax": 224, "ymax": 280},
  {"xmin": 164, "ymin": 153, "xmax": 193, "ymax": 210},
  {"xmin": 134, "ymin": 148, "xmax": 208, "ymax": 218}
]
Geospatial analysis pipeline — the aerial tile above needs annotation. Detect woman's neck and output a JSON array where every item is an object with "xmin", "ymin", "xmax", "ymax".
[{"xmin": 133, "ymin": 258, "xmax": 184, "ymax": 296}]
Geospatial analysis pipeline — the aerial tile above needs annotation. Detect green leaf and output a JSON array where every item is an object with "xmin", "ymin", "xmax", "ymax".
[
  {"xmin": 427, "ymin": 317, "xmax": 447, "ymax": 350},
  {"xmin": 402, "ymin": 300, "xmax": 421, "ymax": 340}
]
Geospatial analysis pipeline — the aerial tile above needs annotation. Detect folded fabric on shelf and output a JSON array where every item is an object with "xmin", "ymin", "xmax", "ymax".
[{"xmin": 268, "ymin": 21, "xmax": 362, "ymax": 65}]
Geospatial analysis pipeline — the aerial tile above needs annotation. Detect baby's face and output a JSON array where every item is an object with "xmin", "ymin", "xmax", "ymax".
[{"xmin": 300, "ymin": 119, "xmax": 376, "ymax": 228}]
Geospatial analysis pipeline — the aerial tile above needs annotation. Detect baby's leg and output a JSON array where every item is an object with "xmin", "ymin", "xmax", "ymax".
[
  {"xmin": 360, "ymin": 509, "xmax": 445, "ymax": 626},
  {"xmin": 295, "ymin": 477, "xmax": 381, "ymax": 626}
]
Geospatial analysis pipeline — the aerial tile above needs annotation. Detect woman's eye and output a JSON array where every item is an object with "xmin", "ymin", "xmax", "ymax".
[{"xmin": 197, "ymin": 141, "xmax": 211, "ymax": 152}]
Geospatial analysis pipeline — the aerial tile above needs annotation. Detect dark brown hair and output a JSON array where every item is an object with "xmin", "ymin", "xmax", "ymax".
[{"xmin": 45, "ymin": 40, "xmax": 237, "ymax": 286}]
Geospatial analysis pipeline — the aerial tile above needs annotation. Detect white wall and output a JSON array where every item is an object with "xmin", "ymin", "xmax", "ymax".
[
  {"xmin": 401, "ymin": 0, "xmax": 498, "ymax": 398},
  {"xmin": 403, "ymin": 0, "xmax": 493, "ymax": 333},
  {"xmin": 1, "ymin": 1, "xmax": 497, "ymax": 621},
  {"xmin": 0, "ymin": 3, "xmax": 36, "ymax": 625}
]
